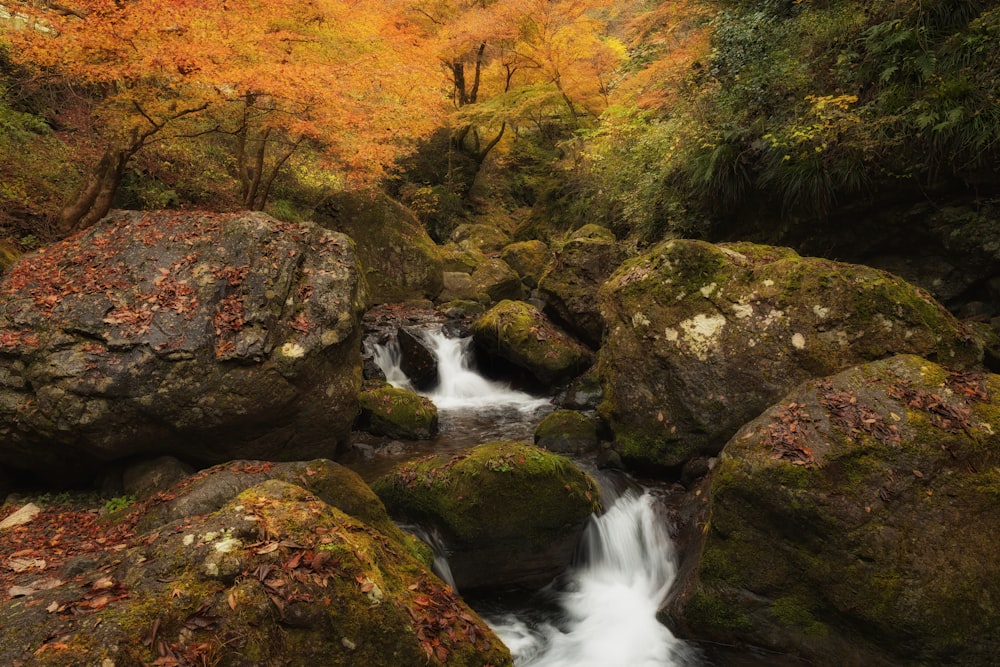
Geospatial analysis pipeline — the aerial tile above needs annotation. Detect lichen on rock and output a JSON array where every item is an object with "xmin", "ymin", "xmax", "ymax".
[
  {"xmin": 669, "ymin": 355, "xmax": 1000, "ymax": 666},
  {"xmin": 598, "ymin": 239, "xmax": 984, "ymax": 469}
]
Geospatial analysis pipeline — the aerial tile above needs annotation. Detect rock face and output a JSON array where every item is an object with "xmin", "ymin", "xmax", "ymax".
[
  {"xmin": 357, "ymin": 385, "xmax": 439, "ymax": 440},
  {"xmin": 0, "ymin": 479, "xmax": 511, "ymax": 666},
  {"xmin": 669, "ymin": 355, "xmax": 1000, "ymax": 667},
  {"xmin": 373, "ymin": 441, "xmax": 601, "ymax": 591},
  {"xmin": 0, "ymin": 210, "xmax": 367, "ymax": 484},
  {"xmin": 315, "ymin": 190, "xmax": 443, "ymax": 304},
  {"xmin": 538, "ymin": 224, "xmax": 626, "ymax": 348},
  {"xmin": 599, "ymin": 240, "xmax": 983, "ymax": 469},
  {"xmin": 472, "ymin": 300, "xmax": 594, "ymax": 385}
]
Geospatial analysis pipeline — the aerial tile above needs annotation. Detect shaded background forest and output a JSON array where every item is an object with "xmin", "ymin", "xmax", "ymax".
[{"xmin": 2, "ymin": 0, "xmax": 999, "ymax": 284}]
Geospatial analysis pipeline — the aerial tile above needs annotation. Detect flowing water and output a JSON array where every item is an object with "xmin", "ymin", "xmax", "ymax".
[{"xmin": 361, "ymin": 326, "xmax": 699, "ymax": 666}]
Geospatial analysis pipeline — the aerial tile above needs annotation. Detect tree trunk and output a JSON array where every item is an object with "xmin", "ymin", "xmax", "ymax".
[{"xmin": 57, "ymin": 146, "xmax": 130, "ymax": 236}]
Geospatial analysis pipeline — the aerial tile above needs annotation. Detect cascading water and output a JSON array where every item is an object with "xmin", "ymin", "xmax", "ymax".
[
  {"xmin": 366, "ymin": 325, "xmax": 696, "ymax": 665},
  {"xmin": 486, "ymin": 488, "xmax": 697, "ymax": 667}
]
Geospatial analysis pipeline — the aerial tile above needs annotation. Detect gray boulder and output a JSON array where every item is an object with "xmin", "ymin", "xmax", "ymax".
[
  {"xmin": 0, "ymin": 210, "xmax": 367, "ymax": 484},
  {"xmin": 598, "ymin": 240, "xmax": 983, "ymax": 469}
]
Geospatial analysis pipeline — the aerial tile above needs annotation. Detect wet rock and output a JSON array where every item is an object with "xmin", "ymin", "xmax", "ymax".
[
  {"xmin": 373, "ymin": 441, "xmax": 601, "ymax": 591},
  {"xmin": 0, "ymin": 480, "xmax": 511, "ymax": 666},
  {"xmin": 538, "ymin": 224, "xmax": 627, "ymax": 348},
  {"xmin": 599, "ymin": 240, "xmax": 983, "ymax": 469},
  {"xmin": 397, "ymin": 327, "xmax": 437, "ymax": 390},
  {"xmin": 668, "ymin": 355, "xmax": 1000, "ymax": 666},
  {"xmin": 471, "ymin": 300, "xmax": 593, "ymax": 385},
  {"xmin": 533, "ymin": 410, "xmax": 601, "ymax": 456},
  {"xmin": 0, "ymin": 211, "xmax": 367, "ymax": 485},
  {"xmin": 357, "ymin": 384, "xmax": 439, "ymax": 440}
]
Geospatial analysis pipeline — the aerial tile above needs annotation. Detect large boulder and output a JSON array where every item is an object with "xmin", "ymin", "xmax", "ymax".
[
  {"xmin": 599, "ymin": 240, "xmax": 983, "ymax": 469},
  {"xmin": 372, "ymin": 441, "xmax": 601, "ymax": 591},
  {"xmin": 537, "ymin": 224, "xmax": 626, "ymax": 348},
  {"xmin": 471, "ymin": 300, "xmax": 594, "ymax": 385},
  {"xmin": 669, "ymin": 355, "xmax": 1000, "ymax": 666},
  {"xmin": 0, "ymin": 479, "xmax": 511, "ymax": 666},
  {"xmin": 315, "ymin": 190, "xmax": 443, "ymax": 304},
  {"xmin": 0, "ymin": 211, "xmax": 367, "ymax": 484}
]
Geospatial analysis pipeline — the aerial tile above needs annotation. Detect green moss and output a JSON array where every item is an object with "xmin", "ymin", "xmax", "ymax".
[
  {"xmin": 685, "ymin": 590, "xmax": 753, "ymax": 634},
  {"xmin": 358, "ymin": 384, "xmax": 438, "ymax": 440},
  {"xmin": 373, "ymin": 441, "xmax": 600, "ymax": 547},
  {"xmin": 770, "ymin": 596, "xmax": 829, "ymax": 638}
]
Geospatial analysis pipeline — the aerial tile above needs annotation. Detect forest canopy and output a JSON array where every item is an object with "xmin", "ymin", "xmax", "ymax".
[{"xmin": 1, "ymin": 0, "xmax": 998, "ymax": 245}]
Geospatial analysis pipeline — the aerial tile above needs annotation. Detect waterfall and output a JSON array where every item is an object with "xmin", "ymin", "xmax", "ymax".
[
  {"xmin": 371, "ymin": 328, "xmax": 549, "ymax": 412},
  {"xmin": 487, "ymin": 490, "xmax": 697, "ymax": 667}
]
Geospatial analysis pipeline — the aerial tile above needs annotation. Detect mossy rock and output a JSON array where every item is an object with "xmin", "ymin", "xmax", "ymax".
[
  {"xmin": 315, "ymin": 190, "xmax": 443, "ymax": 305},
  {"xmin": 372, "ymin": 441, "xmax": 601, "ymax": 591},
  {"xmin": 537, "ymin": 224, "xmax": 626, "ymax": 347},
  {"xmin": 598, "ymin": 239, "xmax": 984, "ymax": 470},
  {"xmin": 500, "ymin": 240, "xmax": 551, "ymax": 289},
  {"xmin": 534, "ymin": 409, "xmax": 601, "ymax": 455},
  {"xmin": 669, "ymin": 355, "xmax": 1000, "ymax": 666},
  {"xmin": 471, "ymin": 258, "xmax": 525, "ymax": 304},
  {"xmin": 450, "ymin": 223, "xmax": 511, "ymax": 254},
  {"xmin": 0, "ymin": 480, "xmax": 511, "ymax": 666},
  {"xmin": 440, "ymin": 243, "xmax": 485, "ymax": 274},
  {"xmin": 358, "ymin": 385, "xmax": 439, "ymax": 440},
  {"xmin": 133, "ymin": 459, "xmax": 415, "ymax": 551},
  {"xmin": 471, "ymin": 300, "xmax": 593, "ymax": 385}
]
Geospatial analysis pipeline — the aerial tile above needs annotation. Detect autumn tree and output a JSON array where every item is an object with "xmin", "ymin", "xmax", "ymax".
[
  {"xmin": 412, "ymin": 0, "xmax": 624, "ymax": 169},
  {"xmin": 4, "ymin": 0, "xmax": 445, "ymax": 234}
]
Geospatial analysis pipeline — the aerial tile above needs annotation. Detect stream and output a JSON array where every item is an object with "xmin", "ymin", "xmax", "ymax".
[{"xmin": 351, "ymin": 326, "xmax": 701, "ymax": 666}]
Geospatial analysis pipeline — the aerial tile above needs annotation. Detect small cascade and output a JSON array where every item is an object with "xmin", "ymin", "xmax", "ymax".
[
  {"xmin": 487, "ymin": 490, "xmax": 696, "ymax": 667},
  {"xmin": 371, "ymin": 328, "xmax": 549, "ymax": 413}
]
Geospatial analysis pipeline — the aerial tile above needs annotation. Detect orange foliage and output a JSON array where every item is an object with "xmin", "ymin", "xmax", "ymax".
[{"xmin": 5, "ymin": 0, "xmax": 447, "ymax": 192}]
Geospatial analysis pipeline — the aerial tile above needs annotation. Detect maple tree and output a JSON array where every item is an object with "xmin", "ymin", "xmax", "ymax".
[
  {"xmin": 412, "ymin": 0, "xmax": 624, "ymax": 169},
  {"xmin": 4, "ymin": 0, "xmax": 445, "ymax": 234}
]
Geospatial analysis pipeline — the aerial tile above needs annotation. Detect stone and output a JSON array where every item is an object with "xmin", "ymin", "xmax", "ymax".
[
  {"xmin": 668, "ymin": 355, "xmax": 1000, "ymax": 666},
  {"xmin": 598, "ymin": 239, "xmax": 984, "ymax": 469},
  {"xmin": 500, "ymin": 240, "xmax": 550, "ymax": 289},
  {"xmin": 122, "ymin": 456, "xmax": 195, "ymax": 500},
  {"xmin": 373, "ymin": 441, "xmax": 601, "ymax": 591},
  {"xmin": 0, "ymin": 502, "xmax": 40, "ymax": 529},
  {"xmin": 0, "ymin": 211, "xmax": 367, "ymax": 484},
  {"xmin": 537, "ymin": 224, "xmax": 626, "ymax": 348},
  {"xmin": 315, "ymin": 190, "xmax": 443, "ymax": 304},
  {"xmin": 471, "ymin": 258, "xmax": 525, "ymax": 304},
  {"xmin": 0, "ymin": 480, "xmax": 511, "ymax": 666},
  {"xmin": 357, "ymin": 384, "xmax": 439, "ymax": 440},
  {"xmin": 471, "ymin": 300, "xmax": 593, "ymax": 385},
  {"xmin": 533, "ymin": 410, "xmax": 601, "ymax": 456}
]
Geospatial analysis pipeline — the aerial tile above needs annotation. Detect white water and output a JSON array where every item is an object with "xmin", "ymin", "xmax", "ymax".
[
  {"xmin": 369, "ymin": 327, "xmax": 693, "ymax": 665},
  {"xmin": 488, "ymin": 490, "xmax": 694, "ymax": 667},
  {"xmin": 372, "ymin": 329, "xmax": 550, "ymax": 412}
]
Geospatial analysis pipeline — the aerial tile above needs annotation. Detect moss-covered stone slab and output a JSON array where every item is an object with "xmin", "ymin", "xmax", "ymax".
[
  {"xmin": 0, "ymin": 211, "xmax": 367, "ymax": 485},
  {"xmin": 315, "ymin": 190, "xmax": 444, "ymax": 304},
  {"xmin": 472, "ymin": 300, "xmax": 594, "ymax": 385},
  {"xmin": 599, "ymin": 239, "xmax": 984, "ymax": 469},
  {"xmin": 373, "ymin": 441, "xmax": 601, "ymax": 591},
  {"xmin": 669, "ymin": 355, "xmax": 1000, "ymax": 666},
  {"xmin": 0, "ymin": 480, "xmax": 511, "ymax": 666},
  {"xmin": 534, "ymin": 409, "xmax": 601, "ymax": 455},
  {"xmin": 357, "ymin": 384, "xmax": 439, "ymax": 440},
  {"xmin": 538, "ymin": 224, "xmax": 627, "ymax": 347}
]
